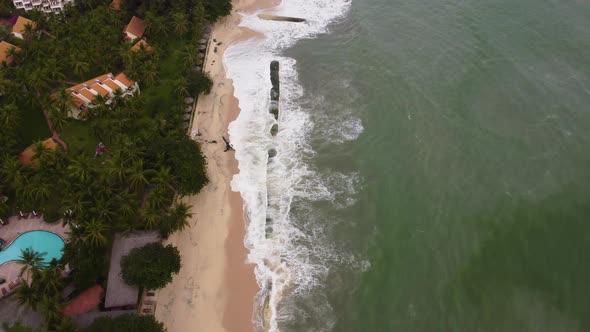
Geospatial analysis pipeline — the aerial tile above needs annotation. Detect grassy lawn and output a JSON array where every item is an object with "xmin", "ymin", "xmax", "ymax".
[
  {"xmin": 60, "ymin": 119, "xmax": 96, "ymax": 155},
  {"xmin": 14, "ymin": 99, "xmax": 52, "ymax": 151}
]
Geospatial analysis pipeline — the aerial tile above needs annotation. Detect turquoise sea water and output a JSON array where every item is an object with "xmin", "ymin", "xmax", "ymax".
[
  {"xmin": 0, "ymin": 231, "xmax": 64, "ymax": 265},
  {"xmin": 277, "ymin": 0, "xmax": 590, "ymax": 331}
]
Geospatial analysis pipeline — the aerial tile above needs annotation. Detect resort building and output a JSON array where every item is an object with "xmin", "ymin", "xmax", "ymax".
[
  {"xmin": 19, "ymin": 138, "xmax": 58, "ymax": 165},
  {"xmin": 12, "ymin": 0, "xmax": 73, "ymax": 14},
  {"xmin": 10, "ymin": 16, "xmax": 35, "ymax": 40},
  {"xmin": 104, "ymin": 232, "xmax": 160, "ymax": 309},
  {"xmin": 110, "ymin": 0, "xmax": 120, "ymax": 11},
  {"xmin": 123, "ymin": 16, "xmax": 145, "ymax": 41},
  {"xmin": 131, "ymin": 39, "xmax": 153, "ymax": 53},
  {"xmin": 67, "ymin": 72, "xmax": 139, "ymax": 118},
  {"xmin": 0, "ymin": 41, "xmax": 20, "ymax": 65}
]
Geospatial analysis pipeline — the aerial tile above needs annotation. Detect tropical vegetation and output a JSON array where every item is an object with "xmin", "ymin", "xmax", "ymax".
[
  {"xmin": 86, "ymin": 313, "xmax": 166, "ymax": 332},
  {"xmin": 121, "ymin": 243, "xmax": 181, "ymax": 289},
  {"xmin": 0, "ymin": 0, "xmax": 232, "ymax": 329}
]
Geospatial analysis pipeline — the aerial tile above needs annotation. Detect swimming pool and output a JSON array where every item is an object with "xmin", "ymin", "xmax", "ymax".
[{"xmin": 0, "ymin": 231, "xmax": 64, "ymax": 265}]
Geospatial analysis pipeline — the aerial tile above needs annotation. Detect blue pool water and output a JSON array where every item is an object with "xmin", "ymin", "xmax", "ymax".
[{"xmin": 0, "ymin": 231, "xmax": 64, "ymax": 265}]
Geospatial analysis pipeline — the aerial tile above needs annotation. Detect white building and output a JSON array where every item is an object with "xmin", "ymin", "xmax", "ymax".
[
  {"xmin": 66, "ymin": 72, "xmax": 140, "ymax": 119},
  {"xmin": 12, "ymin": 0, "xmax": 74, "ymax": 14}
]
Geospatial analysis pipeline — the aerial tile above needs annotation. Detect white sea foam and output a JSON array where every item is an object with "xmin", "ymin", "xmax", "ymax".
[{"xmin": 225, "ymin": 0, "xmax": 354, "ymax": 330}]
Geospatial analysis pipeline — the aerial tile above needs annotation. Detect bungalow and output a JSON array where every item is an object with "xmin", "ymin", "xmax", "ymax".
[
  {"xmin": 19, "ymin": 138, "xmax": 58, "ymax": 165},
  {"xmin": 0, "ymin": 41, "xmax": 20, "ymax": 65},
  {"xmin": 131, "ymin": 39, "xmax": 153, "ymax": 53},
  {"xmin": 123, "ymin": 16, "xmax": 145, "ymax": 41},
  {"xmin": 11, "ymin": 16, "xmax": 36, "ymax": 40},
  {"xmin": 67, "ymin": 72, "xmax": 139, "ymax": 118},
  {"xmin": 104, "ymin": 232, "xmax": 160, "ymax": 310}
]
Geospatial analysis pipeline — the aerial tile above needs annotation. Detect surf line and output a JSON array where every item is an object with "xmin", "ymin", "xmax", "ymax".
[{"xmin": 260, "ymin": 60, "xmax": 280, "ymax": 331}]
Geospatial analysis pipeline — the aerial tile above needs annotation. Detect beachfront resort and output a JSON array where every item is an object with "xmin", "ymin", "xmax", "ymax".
[{"xmin": 0, "ymin": 0, "xmax": 231, "ymax": 330}]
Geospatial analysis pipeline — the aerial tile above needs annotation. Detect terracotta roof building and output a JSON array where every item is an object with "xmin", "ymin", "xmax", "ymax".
[
  {"xmin": 105, "ymin": 232, "xmax": 160, "ymax": 309},
  {"xmin": 63, "ymin": 285, "xmax": 103, "ymax": 316},
  {"xmin": 124, "ymin": 16, "xmax": 145, "ymax": 41},
  {"xmin": 19, "ymin": 138, "xmax": 58, "ymax": 165},
  {"xmin": 67, "ymin": 72, "xmax": 140, "ymax": 119},
  {"xmin": 131, "ymin": 39, "xmax": 153, "ymax": 53},
  {"xmin": 0, "ymin": 41, "xmax": 20, "ymax": 65},
  {"xmin": 11, "ymin": 16, "xmax": 36, "ymax": 40}
]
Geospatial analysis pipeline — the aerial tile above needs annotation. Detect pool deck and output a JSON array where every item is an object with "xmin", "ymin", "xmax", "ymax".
[{"xmin": 0, "ymin": 215, "xmax": 69, "ymax": 297}]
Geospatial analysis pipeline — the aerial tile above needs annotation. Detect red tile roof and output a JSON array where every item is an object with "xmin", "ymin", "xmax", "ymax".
[
  {"xmin": 91, "ymin": 84, "xmax": 110, "ymax": 97},
  {"xmin": 131, "ymin": 40, "xmax": 153, "ymax": 53},
  {"xmin": 103, "ymin": 79, "xmax": 122, "ymax": 91},
  {"xmin": 19, "ymin": 138, "xmax": 58, "ymax": 165},
  {"xmin": 115, "ymin": 73, "xmax": 133, "ymax": 88},
  {"xmin": 63, "ymin": 285, "xmax": 103, "ymax": 316},
  {"xmin": 0, "ymin": 41, "xmax": 19, "ymax": 65},
  {"xmin": 78, "ymin": 89, "xmax": 96, "ymax": 102},
  {"xmin": 125, "ymin": 16, "xmax": 145, "ymax": 39},
  {"xmin": 11, "ymin": 16, "xmax": 36, "ymax": 35}
]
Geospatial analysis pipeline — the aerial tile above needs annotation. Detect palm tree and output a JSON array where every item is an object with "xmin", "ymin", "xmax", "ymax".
[
  {"xmin": 105, "ymin": 158, "xmax": 127, "ymax": 184},
  {"xmin": 140, "ymin": 207, "xmax": 159, "ymax": 229},
  {"xmin": 0, "ymin": 104, "xmax": 20, "ymax": 128},
  {"xmin": 168, "ymin": 202, "xmax": 192, "ymax": 232},
  {"xmin": 82, "ymin": 218, "xmax": 108, "ymax": 247},
  {"xmin": 172, "ymin": 12, "xmax": 189, "ymax": 35},
  {"xmin": 183, "ymin": 45, "xmax": 199, "ymax": 67},
  {"xmin": 147, "ymin": 186, "xmax": 170, "ymax": 210},
  {"xmin": 92, "ymin": 198, "xmax": 115, "ymax": 222},
  {"xmin": 145, "ymin": 11, "xmax": 168, "ymax": 37},
  {"xmin": 67, "ymin": 155, "xmax": 96, "ymax": 183},
  {"xmin": 152, "ymin": 167, "xmax": 175, "ymax": 191},
  {"xmin": 174, "ymin": 77, "xmax": 189, "ymax": 98},
  {"xmin": 71, "ymin": 58, "xmax": 90, "ymax": 78},
  {"xmin": 126, "ymin": 159, "xmax": 149, "ymax": 191},
  {"xmin": 39, "ymin": 260, "xmax": 63, "ymax": 297},
  {"xmin": 49, "ymin": 106, "xmax": 68, "ymax": 132},
  {"xmin": 16, "ymin": 247, "xmax": 45, "ymax": 281},
  {"xmin": 15, "ymin": 282, "xmax": 40, "ymax": 311},
  {"xmin": 141, "ymin": 60, "xmax": 158, "ymax": 87},
  {"xmin": 0, "ymin": 154, "xmax": 22, "ymax": 185}
]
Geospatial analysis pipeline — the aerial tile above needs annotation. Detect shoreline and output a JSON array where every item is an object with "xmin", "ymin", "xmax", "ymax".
[{"xmin": 154, "ymin": 0, "xmax": 280, "ymax": 331}]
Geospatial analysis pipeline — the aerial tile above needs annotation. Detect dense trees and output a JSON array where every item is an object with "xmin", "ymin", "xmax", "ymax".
[
  {"xmin": 0, "ymin": 0, "xmax": 235, "ymax": 328},
  {"xmin": 121, "ymin": 243, "xmax": 181, "ymax": 289},
  {"xmin": 15, "ymin": 252, "xmax": 73, "ymax": 331},
  {"xmin": 149, "ymin": 135, "xmax": 208, "ymax": 196},
  {"xmin": 87, "ymin": 314, "xmax": 166, "ymax": 332}
]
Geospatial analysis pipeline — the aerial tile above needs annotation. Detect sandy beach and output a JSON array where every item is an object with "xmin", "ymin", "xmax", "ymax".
[{"xmin": 154, "ymin": 1, "xmax": 279, "ymax": 331}]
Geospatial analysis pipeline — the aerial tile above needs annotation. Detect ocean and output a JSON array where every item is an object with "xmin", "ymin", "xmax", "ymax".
[{"xmin": 226, "ymin": 0, "xmax": 590, "ymax": 331}]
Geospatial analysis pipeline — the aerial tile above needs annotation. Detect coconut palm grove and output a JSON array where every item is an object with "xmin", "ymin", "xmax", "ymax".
[{"xmin": 0, "ymin": 0, "xmax": 232, "ymax": 330}]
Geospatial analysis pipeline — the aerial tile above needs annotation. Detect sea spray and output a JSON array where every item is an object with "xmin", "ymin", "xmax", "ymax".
[{"xmin": 226, "ymin": 0, "xmax": 354, "ymax": 330}]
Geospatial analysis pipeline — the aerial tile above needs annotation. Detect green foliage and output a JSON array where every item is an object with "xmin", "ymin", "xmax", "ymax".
[
  {"xmin": 190, "ymin": 72, "xmax": 214, "ymax": 96},
  {"xmin": 15, "ymin": 259, "xmax": 69, "ymax": 330},
  {"xmin": 87, "ymin": 314, "xmax": 166, "ymax": 332},
  {"xmin": 0, "ymin": 104, "xmax": 21, "ymax": 155},
  {"xmin": 149, "ymin": 135, "xmax": 208, "ymax": 196},
  {"xmin": 62, "ymin": 241, "xmax": 109, "ymax": 290},
  {"xmin": 203, "ymin": 0, "xmax": 233, "ymax": 21},
  {"xmin": 121, "ymin": 243, "xmax": 181, "ymax": 289}
]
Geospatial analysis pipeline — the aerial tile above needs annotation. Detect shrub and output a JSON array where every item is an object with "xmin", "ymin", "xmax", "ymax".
[
  {"xmin": 87, "ymin": 314, "xmax": 165, "ymax": 332},
  {"xmin": 121, "ymin": 243, "xmax": 181, "ymax": 289}
]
